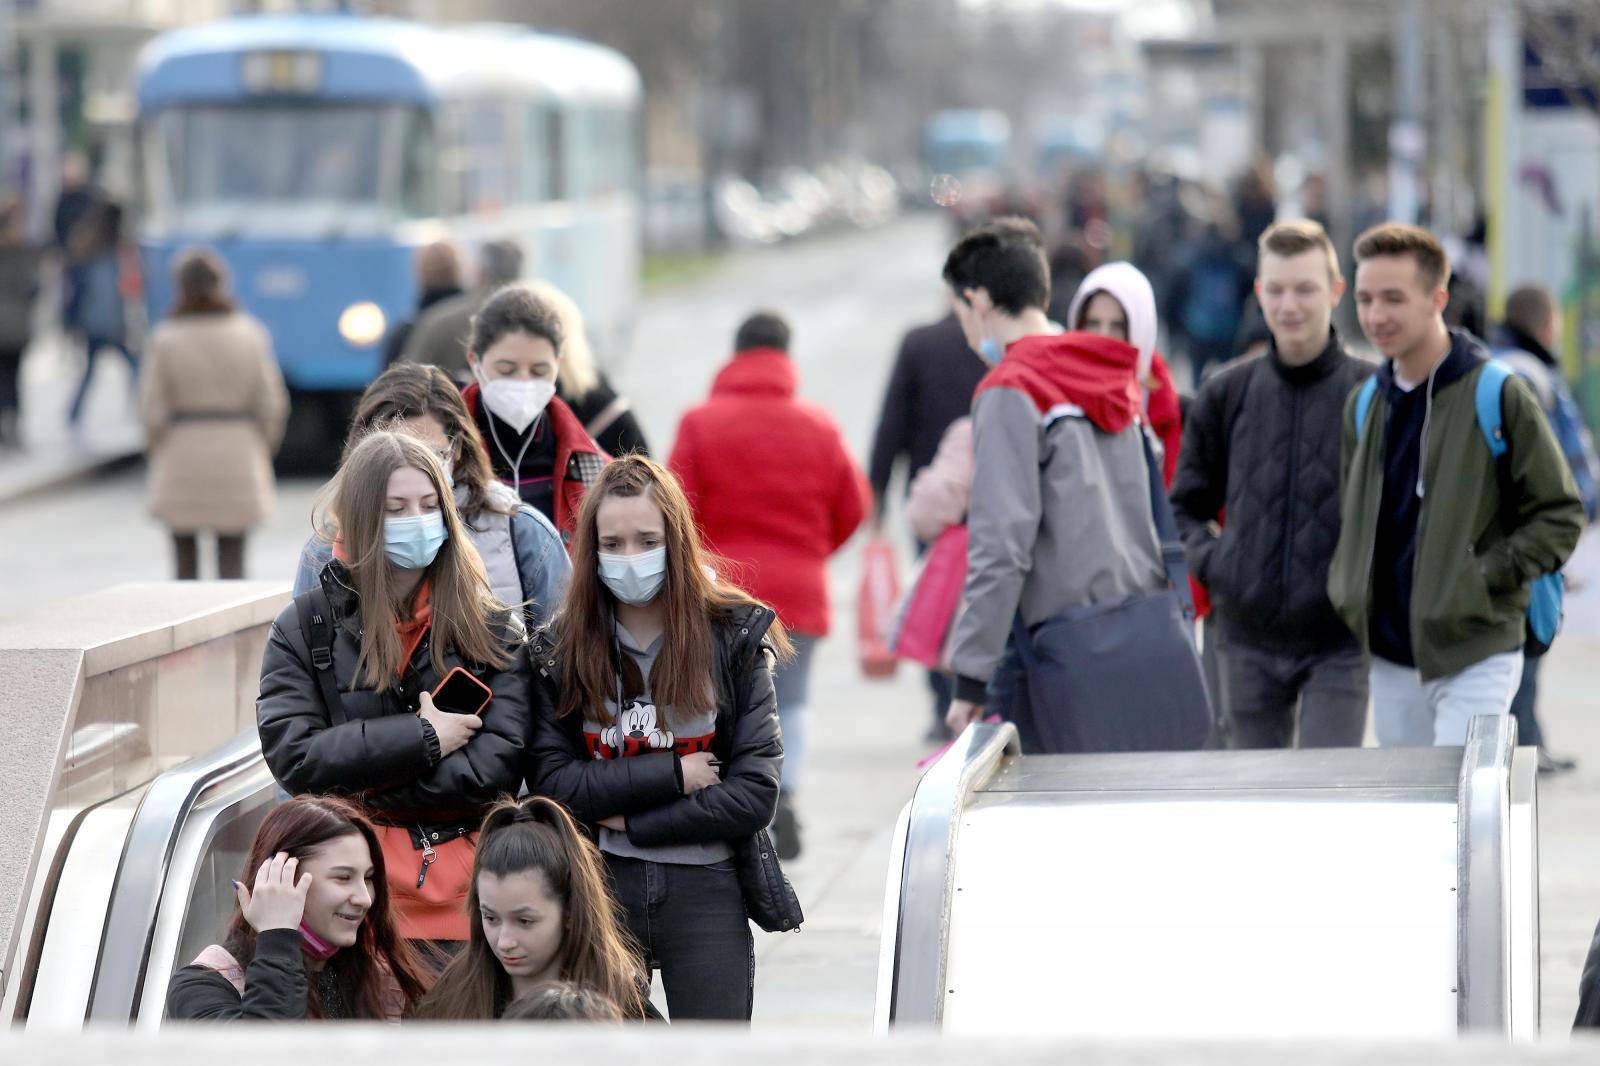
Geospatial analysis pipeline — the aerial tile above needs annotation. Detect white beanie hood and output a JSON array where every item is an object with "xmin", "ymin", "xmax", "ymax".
[{"xmin": 1066, "ymin": 261, "xmax": 1158, "ymax": 380}]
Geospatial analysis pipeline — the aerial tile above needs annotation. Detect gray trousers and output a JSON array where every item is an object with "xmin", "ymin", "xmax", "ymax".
[{"xmin": 1217, "ymin": 636, "xmax": 1369, "ymax": 749}]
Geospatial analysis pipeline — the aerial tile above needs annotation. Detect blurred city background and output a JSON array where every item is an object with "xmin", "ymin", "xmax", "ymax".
[{"xmin": 2, "ymin": 0, "xmax": 1600, "ymax": 1032}]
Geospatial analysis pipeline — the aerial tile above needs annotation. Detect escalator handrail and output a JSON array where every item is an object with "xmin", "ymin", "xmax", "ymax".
[
  {"xmin": 889, "ymin": 721, "xmax": 1019, "ymax": 1027},
  {"xmin": 1456, "ymin": 713, "xmax": 1516, "ymax": 1033},
  {"xmin": 85, "ymin": 728, "xmax": 264, "ymax": 1023}
]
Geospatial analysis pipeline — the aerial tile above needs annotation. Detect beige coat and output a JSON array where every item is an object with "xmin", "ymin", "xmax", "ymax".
[{"xmin": 140, "ymin": 311, "xmax": 289, "ymax": 533}]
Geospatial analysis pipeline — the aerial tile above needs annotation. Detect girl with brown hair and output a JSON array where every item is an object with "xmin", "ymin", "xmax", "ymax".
[
  {"xmin": 293, "ymin": 362, "xmax": 569, "ymax": 627},
  {"xmin": 140, "ymin": 246, "xmax": 289, "ymax": 579},
  {"xmin": 166, "ymin": 796, "xmax": 429, "ymax": 1021},
  {"xmin": 416, "ymin": 795, "xmax": 651, "ymax": 1020},
  {"xmin": 257, "ymin": 430, "xmax": 530, "ymax": 955},
  {"xmin": 527, "ymin": 455, "xmax": 792, "ymax": 1022}
]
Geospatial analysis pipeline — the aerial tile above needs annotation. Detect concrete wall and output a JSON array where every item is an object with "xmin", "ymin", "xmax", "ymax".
[{"xmin": 0, "ymin": 582, "xmax": 289, "ymax": 1004}]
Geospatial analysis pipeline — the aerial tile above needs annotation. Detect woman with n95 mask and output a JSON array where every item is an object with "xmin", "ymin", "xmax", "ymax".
[
  {"xmin": 461, "ymin": 283, "xmax": 608, "ymax": 539},
  {"xmin": 256, "ymin": 430, "xmax": 531, "ymax": 961}
]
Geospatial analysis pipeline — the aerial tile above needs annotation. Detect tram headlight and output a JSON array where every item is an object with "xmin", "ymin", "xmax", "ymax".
[{"xmin": 338, "ymin": 302, "xmax": 386, "ymax": 348}]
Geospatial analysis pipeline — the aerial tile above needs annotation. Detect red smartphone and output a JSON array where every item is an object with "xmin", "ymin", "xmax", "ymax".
[{"xmin": 431, "ymin": 667, "xmax": 493, "ymax": 716}]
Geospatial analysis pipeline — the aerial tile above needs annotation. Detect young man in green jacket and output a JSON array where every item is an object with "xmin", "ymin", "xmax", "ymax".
[{"xmin": 1327, "ymin": 223, "xmax": 1583, "ymax": 746}]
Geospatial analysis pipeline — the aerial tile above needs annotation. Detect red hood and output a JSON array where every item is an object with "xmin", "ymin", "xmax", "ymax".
[
  {"xmin": 711, "ymin": 349, "xmax": 797, "ymax": 398},
  {"xmin": 975, "ymin": 331, "xmax": 1141, "ymax": 433}
]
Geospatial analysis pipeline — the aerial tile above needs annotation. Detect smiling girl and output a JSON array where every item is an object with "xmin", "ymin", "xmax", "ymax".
[{"xmin": 166, "ymin": 796, "xmax": 429, "ymax": 1021}]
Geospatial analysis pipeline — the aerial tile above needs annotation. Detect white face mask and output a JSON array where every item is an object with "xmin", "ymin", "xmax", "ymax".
[
  {"xmin": 597, "ymin": 546, "xmax": 668, "ymax": 605},
  {"xmin": 476, "ymin": 367, "xmax": 555, "ymax": 434}
]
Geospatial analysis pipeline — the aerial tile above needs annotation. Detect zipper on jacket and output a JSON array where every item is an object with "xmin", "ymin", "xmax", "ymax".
[
  {"xmin": 1280, "ymin": 385, "xmax": 1302, "ymax": 629},
  {"xmin": 1408, "ymin": 361, "xmax": 1446, "ymax": 662},
  {"xmin": 416, "ymin": 831, "xmax": 436, "ymax": 888}
]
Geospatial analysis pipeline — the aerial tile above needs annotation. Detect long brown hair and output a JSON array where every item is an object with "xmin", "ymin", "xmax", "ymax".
[
  {"xmin": 169, "ymin": 247, "xmax": 237, "ymax": 317},
  {"xmin": 416, "ymin": 796, "xmax": 648, "ymax": 1020},
  {"xmin": 556, "ymin": 455, "xmax": 791, "ymax": 727},
  {"xmin": 341, "ymin": 363, "xmax": 506, "ymax": 522},
  {"xmin": 221, "ymin": 796, "xmax": 429, "ymax": 1019},
  {"xmin": 326, "ymin": 430, "xmax": 510, "ymax": 689}
]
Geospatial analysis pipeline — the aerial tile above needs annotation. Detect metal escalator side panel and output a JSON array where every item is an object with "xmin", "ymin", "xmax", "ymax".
[
  {"xmin": 1507, "ymin": 744, "xmax": 1540, "ymax": 1041},
  {"xmin": 85, "ymin": 730, "xmax": 264, "ymax": 1024},
  {"xmin": 1457, "ymin": 713, "xmax": 1517, "ymax": 1034},
  {"xmin": 888, "ymin": 722, "xmax": 1019, "ymax": 1028},
  {"xmin": 873, "ymin": 802, "xmax": 913, "ymax": 1036},
  {"xmin": 22, "ymin": 789, "xmax": 150, "ymax": 1031},
  {"xmin": 135, "ymin": 759, "xmax": 279, "ymax": 1029}
]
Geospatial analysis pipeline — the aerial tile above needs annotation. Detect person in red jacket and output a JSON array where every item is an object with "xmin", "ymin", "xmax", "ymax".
[{"xmin": 668, "ymin": 311, "xmax": 870, "ymax": 858}]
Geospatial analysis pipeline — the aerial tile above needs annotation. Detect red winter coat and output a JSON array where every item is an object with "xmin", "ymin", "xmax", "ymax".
[{"xmin": 669, "ymin": 349, "xmax": 870, "ymax": 636}]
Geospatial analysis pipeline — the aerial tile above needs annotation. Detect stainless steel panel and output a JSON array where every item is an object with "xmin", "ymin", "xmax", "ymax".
[
  {"xmin": 888, "ymin": 722, "xmax": 1019, "ymax": 1027},
  {"xmin": 1508, "ymin": 744, "xmax": 1540, "ymax": 1040},
  {"xmin": 985, "ymin": 746, "xmax": 1463, "ymax": 795},
  {"xmin": 1457, "ymin": 714, "xmax": 1516, "ymax": 1033}
]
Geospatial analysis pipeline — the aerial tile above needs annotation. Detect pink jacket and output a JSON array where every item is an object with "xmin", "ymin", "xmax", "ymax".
[{"xmin": 906, "ymin": 417, "xmax": 973, "ymax": 544}]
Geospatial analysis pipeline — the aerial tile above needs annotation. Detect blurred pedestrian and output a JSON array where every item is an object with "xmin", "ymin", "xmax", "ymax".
[
  {"xmin": 416, "ymin": 796, "xmax": 652, "ymax": 1020},
  {"xmin": 51, "ymin": 150, "xmax": 101, "ymax": 254},
  {"xmin": 400, "ymin": 239, "xmax": 523, "ymax": 381},
  {"xmin": 1166, "ymin": 215, "xmax": 1252, "ymax": 386},
  {"xmin": 527, "ymin": 457, "xmax": 795, "ymax": 1022},
  {"xmin": 257, "ymin": 431, "xmax": 531, "ymax": 955},
  {"xmin": 140, "ymin": 249, "xmax": 288, "ymax": 580},
  {"xmin": 0, "ymin": 199, "xmax": 41, "ymax": 449},
  {"xmin": 868, "ymin": 311, "xmax": 987, "ymax": 740},
  {"xmin": 669, "ymin": 310, "xmax": 870, "ymax": 859},
  {"xmin": 384, "ymin": 241, "xmax": 466, "ymax": 367},
  {"xmin": 65, "ymin": 201, "xmax": 137, "ymax": 425},
  {"xmin": 461, "ymin": 284, "xmax": 606, "ymax": 535},
  {"xmin": 1329, "ymin": 224, "xmax": 1582, "ymax": 745},
  {"xmin": 1493, "ymin": 284, "xmax": 1598, "ymax": 772},
  {"xmin": 526, "ymin": 279, "xmax": 650, "ymax": 458},
  {"xmin": 941, "ymin": 218, "xmax": 1208, "ymax": 752},
  {"xmin": 292, "ymin": 362, "xmax": 570, "ymax": 628},
  {"xmin": 166, "ymin": 796, "xmax": 428, "ymax": 1021},
  {"xmin": 1170, "ymin": 220, "xmax": 1373, "ymax": 749}
]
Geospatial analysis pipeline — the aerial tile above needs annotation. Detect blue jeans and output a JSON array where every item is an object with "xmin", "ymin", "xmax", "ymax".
[
  {"xmin": 772, "ymin": 631, "xmax": 815, "ymax": 794},
  {"xmin": 604, "ymin": 854, "xmax": 753, "ymax": 1022},
  {"xmin": 68, "ymin": 335, "xmax": 136, "ymax": 424}
]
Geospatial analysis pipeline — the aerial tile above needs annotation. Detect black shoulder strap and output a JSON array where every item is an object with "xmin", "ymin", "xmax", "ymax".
[{"xmin": 294, "ymin": 586, "xmax": 346, "ymax": 723}]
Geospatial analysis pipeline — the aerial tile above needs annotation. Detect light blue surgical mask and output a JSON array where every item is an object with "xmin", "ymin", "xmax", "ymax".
[
  {"xmin": 598, "ymin": 546, "xmax": 668, "ymax": 605},
  {"xmin": 978, "ymin": 336, "xmax": 1004, "ymax": 365},
  {"xmin": 384, "ymin": 512, "xmax": 448, "ymax": 570}
]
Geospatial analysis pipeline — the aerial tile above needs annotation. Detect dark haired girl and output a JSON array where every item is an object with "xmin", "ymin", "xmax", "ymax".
[
  {"xmin": 166, "ymin": 796, "xmax": 429, "ymax": 1020},
  {"xmin": 528, "ymin": 455, "xmax": 792, "ymax": 1021},
  {"xmin": 417, "ymin": 795, "xmax": 651, "ymax": 1019},
  {"xmin": 462, "ymin": 282, "xmax": 607, "ymax": 534}
]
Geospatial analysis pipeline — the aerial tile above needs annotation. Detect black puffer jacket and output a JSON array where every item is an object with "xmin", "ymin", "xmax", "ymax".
[
  {"xmin": 256, "ymin": 562, "xmax": 531, "ymax": 820},
  {"xmin": 1170, "ymin": 332, "xmax": 1374, "ymax": 654},
  {"xmin": 166, "ymin": 930, "xmax": 312, "ymax": 1021},
  {"xmin": 527, "ymin": 602, "xmax": 782, "ymax": 849}
]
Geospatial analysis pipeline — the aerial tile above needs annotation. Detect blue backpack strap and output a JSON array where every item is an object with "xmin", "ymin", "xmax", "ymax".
[
  {"xmin": 1352, "ymin": 376, "xmax": 1379, "ymax": 440},
  {"xmin": 1476, "ymin": 360, "xmax": 1512, "ymax": 459}
]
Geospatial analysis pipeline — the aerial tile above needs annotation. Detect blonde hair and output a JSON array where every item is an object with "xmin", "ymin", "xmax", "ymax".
[
  {"xmin": 525, "ymin": 280, "xmax": 601, "ymax": 401},
  {"xmin": 322, "ymin": 430, "xmax": 511, "ymax": 689}
]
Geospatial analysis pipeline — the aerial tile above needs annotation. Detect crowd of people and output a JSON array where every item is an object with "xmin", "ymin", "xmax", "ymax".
[{"xmin": 14, "ymin": 148, "xmax": 1587, "ymax": 1026}]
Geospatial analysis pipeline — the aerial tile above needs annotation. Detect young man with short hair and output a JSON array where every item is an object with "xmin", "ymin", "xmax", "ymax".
[
  {"xmin": 1170, "ymin": 219, "xmax": 1374, "ymax": 748},
  {"xmin": 941, "ymin": 218, "xmax": 1169, "ymax": 742},
  {"xmin": 1327, "ymin": 224, "xmax": 1583, "ymax": 746}
]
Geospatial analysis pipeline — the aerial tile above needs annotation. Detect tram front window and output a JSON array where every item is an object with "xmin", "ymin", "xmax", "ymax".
[{"xmin": 144, "ymin": 103, "xmax": 425, "ymax": 223}]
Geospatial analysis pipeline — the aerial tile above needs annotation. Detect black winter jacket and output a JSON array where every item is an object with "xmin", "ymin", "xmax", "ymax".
[
  {"xmin": 256, "ymin": 562, "xmax": 531, "ymax": 821},
  {"xmin": 868, "ymin": 313, "xmax": 988, "ymax": 507},
  {"xmin": 1170, "ymin": 331, "xmax": 1374, "ymax": 654},
  {"xmin": 166, "ymin": 929, "xmax": 313, "ymax": 1021},
  {"xmin": 527, "ymin": 602, "xmax": 783, "ymax": 850}
]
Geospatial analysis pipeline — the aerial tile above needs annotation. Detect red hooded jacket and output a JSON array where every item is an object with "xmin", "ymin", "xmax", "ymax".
[{"xmin": 669, "ymin": 349, "xmax": 870, "ymax": 636}]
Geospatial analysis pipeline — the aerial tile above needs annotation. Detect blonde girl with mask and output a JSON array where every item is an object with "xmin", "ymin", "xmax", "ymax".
[{"xmin": 256, "ymin": 430, "xmax": 531, "ymax": 960}]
